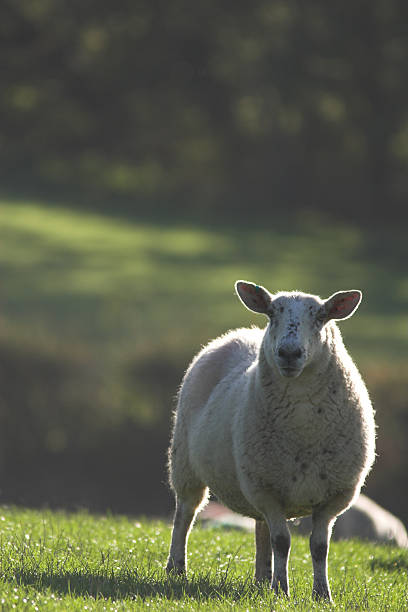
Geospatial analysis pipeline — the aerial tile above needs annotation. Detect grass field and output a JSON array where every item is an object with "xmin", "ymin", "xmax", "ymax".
[
  {"xmin": 0, "ymin": 199, "xmax": 407, "ymax": 610},
  {"xmin": 1, "ymin": 198, "xmax": 407, "ymax": 366},
  {"xmin": 0, "ymin": 505, "xmax": 407, "ymax": 611}
]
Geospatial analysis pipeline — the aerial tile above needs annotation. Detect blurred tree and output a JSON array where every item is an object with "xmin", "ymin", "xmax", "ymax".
[{"xmin": 1, "ymin": 0, "xmax": 408, "ymax": 221}]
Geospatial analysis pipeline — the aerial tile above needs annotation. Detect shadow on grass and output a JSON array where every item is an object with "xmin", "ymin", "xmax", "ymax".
[{"xmin": 12, "ymin": 569, "xmax": 258, "ymax": 602}]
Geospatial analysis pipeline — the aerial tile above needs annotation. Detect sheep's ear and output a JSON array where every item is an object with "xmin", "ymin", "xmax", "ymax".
[
  {"xmin": 235, "ymin": 280, "xmax": 272, "ymax": 315},
  {"xmin": 322, "ymin": 290, "xmax": 362, "ymax": 321}
]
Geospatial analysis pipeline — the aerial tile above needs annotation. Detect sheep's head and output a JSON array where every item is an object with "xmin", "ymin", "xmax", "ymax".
[{"xmin": 235, "ymin": 280, "xmax": 361, "ymax": 379}]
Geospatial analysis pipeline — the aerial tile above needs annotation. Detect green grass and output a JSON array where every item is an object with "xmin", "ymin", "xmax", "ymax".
[
  {"xmin": 0, "ymin": 506, "xmax": 406, "ymax": 610},
  {"xmin": 1, "ymin": 199, "xmax": 408, "ymax": 366}
]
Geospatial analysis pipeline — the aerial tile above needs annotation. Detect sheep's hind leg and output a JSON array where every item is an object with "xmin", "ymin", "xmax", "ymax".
[
  {"xmin": 166, "ymin": 487, "xmax": 208, "ymax": 575},
  {"xmin": 255, "ymin": 520, "xmax": 272, "ymax": 584}
]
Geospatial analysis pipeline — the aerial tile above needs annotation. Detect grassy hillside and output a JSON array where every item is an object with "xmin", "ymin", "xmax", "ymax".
[
  {"xmin": 0, "ymin": 198, "xmax": 407, "ymax": 521},
  {"xmin": 0, "ymin": 505, "xmax": 407, "ymax": 611},
  {"xmin": 1, "ymin": 199, "xmax": 407, "ymax": 364}
]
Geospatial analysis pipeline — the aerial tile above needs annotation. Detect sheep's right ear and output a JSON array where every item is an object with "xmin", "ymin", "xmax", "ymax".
[
  {"xmin": 235, "ymin": 281, "xmax": 273, "ymax": 315},
  {"xmin": 322, "ymin": 290, "xmax": 362, "ymax": 321}
]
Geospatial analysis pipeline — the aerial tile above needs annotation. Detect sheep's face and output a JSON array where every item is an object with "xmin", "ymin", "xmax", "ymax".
[
  {"xmin": 235, "ymin": 281, "xmax": 362, "ymax": 379},
  {"xmin": 265, "ymin": 294, "xmax": 326, "ymax": 378}
]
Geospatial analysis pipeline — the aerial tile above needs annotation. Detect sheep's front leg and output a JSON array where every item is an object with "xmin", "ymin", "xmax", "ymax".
[
  {"xmin": 264, "ymin": 514, "xmax": 291, "ymax": 596},
  {"xmin": 310, "ymin": 490, "xmax": 354, "ymax": 601},
  {"xmin": 255, "ymin": 520, "xmax": 272, "ymax": 583},
  {"xmin": 310, "ymin": 511, "xmax": 335, "ymax": 602}
]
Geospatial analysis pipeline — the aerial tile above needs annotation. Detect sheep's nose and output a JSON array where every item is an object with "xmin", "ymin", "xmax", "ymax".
[{"xmin": 278, "ymin": 347, "xmax": 302, "ymax": 361}]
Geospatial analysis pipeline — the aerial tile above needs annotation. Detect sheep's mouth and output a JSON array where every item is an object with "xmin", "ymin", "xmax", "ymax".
[{"xmin": 279, "ymin": 366, "xmax": 302, "ymax": 378}]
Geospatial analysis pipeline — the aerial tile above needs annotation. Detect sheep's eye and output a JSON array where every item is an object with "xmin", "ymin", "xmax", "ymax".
[
  {"xmin": 267, "ymin": 307, "xmax": 276, "ymax": 322},
  {"xmin": 316, "ymin": 311, "xmax": 327, "ymax": 325}
]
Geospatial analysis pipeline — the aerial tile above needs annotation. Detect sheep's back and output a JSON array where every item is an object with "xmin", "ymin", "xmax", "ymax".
[{"xmin": 178, "ymin": 327, "xmax": 263, "ymax": 418}]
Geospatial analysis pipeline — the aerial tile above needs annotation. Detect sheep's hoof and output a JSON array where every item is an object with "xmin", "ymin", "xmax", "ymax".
[
  {"xmin": 271, "ymin": 580, "xmax": 289, "ymax": 597},
  {"xmin": 254, "ymin": 571, "xmax": 272, "ymax": 585},
  {"xmin": 166, "ymin": 559, "xmax": 186, "ymax": 576},
  {"xmin": 312, "ymin": 587, "xmax": 333, "ymax": 603}
]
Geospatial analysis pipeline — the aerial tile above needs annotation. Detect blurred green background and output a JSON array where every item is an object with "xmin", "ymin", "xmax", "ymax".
[{"xmin": 0, "ymin": 1, "xmax": 407, "ymax": 525}]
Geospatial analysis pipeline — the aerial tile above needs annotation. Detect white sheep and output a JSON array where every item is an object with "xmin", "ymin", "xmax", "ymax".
[
  {"xmin": 166, "ymin": 281, "xmax": 376, "ymax": 601},
  {"xmin": 294, "ymin": 493, "xmax": 408, "ymax": 548}
]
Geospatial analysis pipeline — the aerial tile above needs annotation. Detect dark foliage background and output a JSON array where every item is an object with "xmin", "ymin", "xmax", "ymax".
[{"xmin": 2, "ymin": 1, "xmax": 408, "ymax": 221}]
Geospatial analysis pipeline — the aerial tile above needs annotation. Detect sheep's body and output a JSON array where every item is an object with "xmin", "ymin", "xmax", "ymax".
[
  {"xmin": 167, "ymin": 282, "xmax": 376, "ymax": 601},
  {"xmin": 180, "ymin": 327, "xmax": 372, "ymax": 520}
]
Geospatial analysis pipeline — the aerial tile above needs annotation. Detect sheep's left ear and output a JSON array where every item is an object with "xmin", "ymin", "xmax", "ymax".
[
  {"xmin": 235, "ymin": 280, "xmax": 273, "ymax": 315},
  {"xmin": 322, "ymin": 290, "xmax": 362, "ymax": 321}
]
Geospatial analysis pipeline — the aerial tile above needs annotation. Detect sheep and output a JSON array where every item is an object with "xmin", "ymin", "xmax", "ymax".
[
  {"xmin": 166, "ymin": 280, "xmax": 376, "ymax": 601},
  {"xmin": 200, "ymin": 495, "xmax": 408, "ymax": 549},
  {"xmin": 293, "ymin": 493, "xmax": 408, "ymax": 548}
]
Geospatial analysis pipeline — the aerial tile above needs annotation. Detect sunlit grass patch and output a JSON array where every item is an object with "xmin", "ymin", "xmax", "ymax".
[
  {"xmin": 1, "ymin": 199, "xmax": 407, "ymax": 368},
  {"xmin": 0, "ymin": 506, "xmax": 406, "ymax": 610}
]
